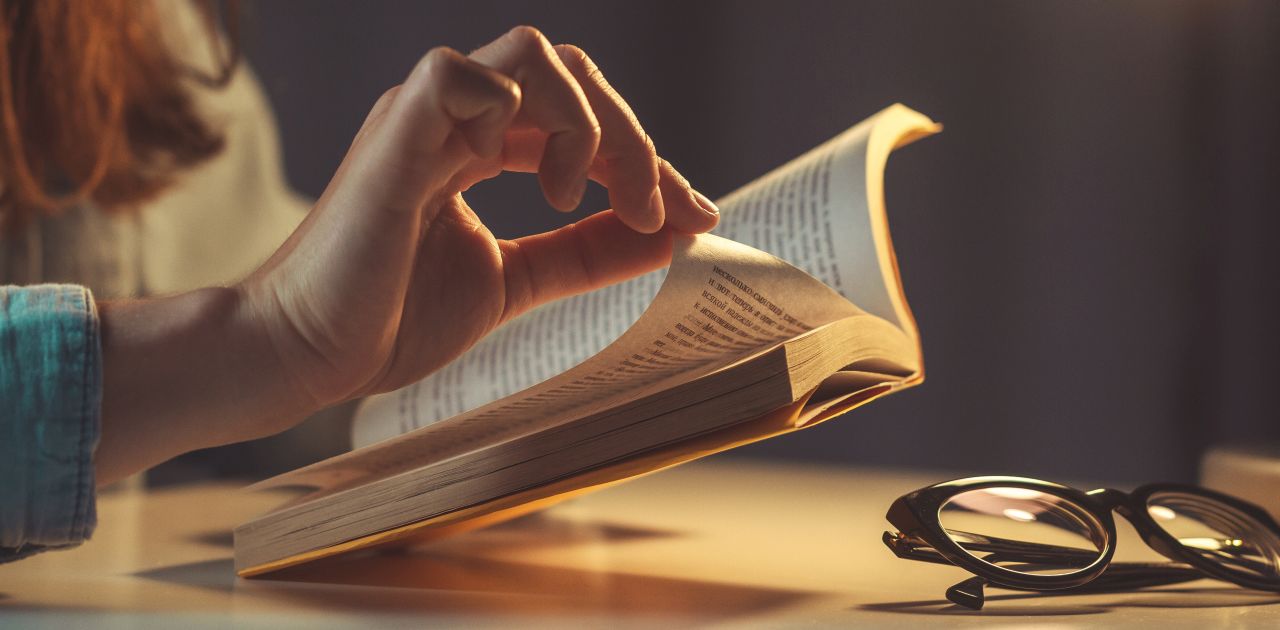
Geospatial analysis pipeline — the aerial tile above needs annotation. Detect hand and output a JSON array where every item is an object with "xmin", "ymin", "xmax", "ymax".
[
  {"xmin": 95, "ymin": 27, "xmax": 719, "ymax": 483},
  {"xmin": 247, "ymin": 25, "xmax": 719, "ymax": 413}
]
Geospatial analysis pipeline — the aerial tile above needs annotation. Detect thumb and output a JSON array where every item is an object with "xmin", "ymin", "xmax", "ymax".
[{"xmin": 497, "ymin": 210, "xmax": 673, "ymax": 322}]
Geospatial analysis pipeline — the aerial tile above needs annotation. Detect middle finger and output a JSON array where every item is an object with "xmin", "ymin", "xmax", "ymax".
[{"xmin": 470, "ymin": 26, "xmax": 599, "ymax": 213}]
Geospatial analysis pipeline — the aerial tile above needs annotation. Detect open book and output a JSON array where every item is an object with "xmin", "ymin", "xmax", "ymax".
[{"xmin": 233, "ymin": 104, "xmax": 940, "ymax": 577}]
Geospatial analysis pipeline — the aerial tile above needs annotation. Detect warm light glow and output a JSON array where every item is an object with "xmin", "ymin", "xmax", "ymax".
[
  {"xmin": 986, "ymin": 487, "xmax": 1045, "ymax": 500},
  {"xmin": 1003, "ymin": 508, "xmax": 1037, "ymax": 522},
  {"xmin": 1148, "ymin": 505, "xmax": 1177, "ymax": 521},
  {"xmin": 1179, "ymin": 537, "xmax": 1241, "ymax": 551}
]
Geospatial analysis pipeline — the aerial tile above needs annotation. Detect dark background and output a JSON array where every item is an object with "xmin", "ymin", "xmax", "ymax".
[{"xmin": 233, "ymin": 0, "xmax": 1280, "ymax": 484}]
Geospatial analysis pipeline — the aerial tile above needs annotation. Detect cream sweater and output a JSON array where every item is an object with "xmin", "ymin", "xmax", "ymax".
[{"xmin": 0, "ymin": 2, "xmax": 309, "ymax": 297}]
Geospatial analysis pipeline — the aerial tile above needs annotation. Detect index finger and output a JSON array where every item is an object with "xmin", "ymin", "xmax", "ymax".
[{"xmin": 470, "ymin": 26, "xmax": 600, "ymax": 212}]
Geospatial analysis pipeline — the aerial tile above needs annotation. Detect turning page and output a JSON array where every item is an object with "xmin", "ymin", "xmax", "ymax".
[
  {"xmin": 349, "ymin": 104, "xmax": 938, "ymax": 447},
  {"xmin": 264, "ymin": 232, "xmax": 863, "ymax": 492}
]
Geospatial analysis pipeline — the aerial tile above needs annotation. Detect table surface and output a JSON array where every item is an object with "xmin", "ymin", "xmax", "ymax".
[{"xmin": 2, "ymin": 459, "xmax": 1277, "ymax": 629}]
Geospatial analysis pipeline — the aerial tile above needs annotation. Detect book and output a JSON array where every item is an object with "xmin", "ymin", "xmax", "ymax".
[{"xmin": 233, "ymin": 104, "xmax": 940, "ymax": 577}]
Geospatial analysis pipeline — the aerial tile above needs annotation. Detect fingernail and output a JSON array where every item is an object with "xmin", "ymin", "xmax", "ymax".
[
  {"xmin": 647, "ymin": 188, "xmax": 666, "ymax": 231},
  {"xmin": 690, "ymin": 189, "xmax": 719, "ymax": 217}
]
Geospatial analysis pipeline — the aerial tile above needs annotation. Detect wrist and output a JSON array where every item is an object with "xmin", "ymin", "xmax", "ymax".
[
  {"xmin": 97, "ymin": 288, "xmax": 317, "ymax": 483},
  {"xmin": 232, "ymin": 281, "xmax": 339, "ymax": 421},
  {"xmin": 221, "ymin": 285, "xmax": 327, "ymax": 436}
]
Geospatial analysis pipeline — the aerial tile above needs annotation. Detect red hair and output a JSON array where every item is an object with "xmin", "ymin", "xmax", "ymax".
[{"xmin": 0, "ymin": 0, "xmax": 237, "ymax": 230}]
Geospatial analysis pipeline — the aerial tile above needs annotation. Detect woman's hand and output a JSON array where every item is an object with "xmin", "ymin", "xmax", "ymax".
[
  {"xmin": 95, "ymin": 27, "xmax": 718, "ymax": 483},
  {"xmin": 248, "ymin": 25, "xmax": 719, "ymax": 411}
]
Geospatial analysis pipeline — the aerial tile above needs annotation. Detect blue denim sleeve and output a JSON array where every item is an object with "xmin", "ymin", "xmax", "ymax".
[{"xmin": 0, "ymin": 285, "xmax": 101, "ymax": 563}]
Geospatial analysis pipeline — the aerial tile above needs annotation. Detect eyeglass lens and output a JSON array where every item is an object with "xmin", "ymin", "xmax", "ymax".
[
  {"xmin": 1145, "ymin": 491, "xmax": 1280, "ymax": 585},
  {"xmin": 938, "ymin": 487, "xmax": 1107, "ymax": 576}
]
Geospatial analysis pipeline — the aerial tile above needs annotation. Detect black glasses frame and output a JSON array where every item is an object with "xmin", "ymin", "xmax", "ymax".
[{"xmin": 882, "ymin": 476, "xmax": 1280, "ymax": 610}]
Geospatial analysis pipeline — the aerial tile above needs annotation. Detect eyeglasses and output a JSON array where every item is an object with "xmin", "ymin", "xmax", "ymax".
[{"xmin": 882, "ymin": 476, "xmax": 1280, "ymax": 610}]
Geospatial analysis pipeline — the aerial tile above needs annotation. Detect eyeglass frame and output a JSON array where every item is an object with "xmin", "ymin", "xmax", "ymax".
[{"xmin": 882, "ymin": 476, "xmax": 1280, "ymax": 609}]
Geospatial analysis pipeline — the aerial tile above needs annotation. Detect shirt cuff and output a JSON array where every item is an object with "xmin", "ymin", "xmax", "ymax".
[{"xmin": 0, "ymin": 285, "xmax": 102, "ymax": 563}]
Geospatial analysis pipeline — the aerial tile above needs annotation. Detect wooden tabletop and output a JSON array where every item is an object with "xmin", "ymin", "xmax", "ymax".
[{"xmin": 2, "ymin": 459, "xmax": 1277, "ymax": 628}]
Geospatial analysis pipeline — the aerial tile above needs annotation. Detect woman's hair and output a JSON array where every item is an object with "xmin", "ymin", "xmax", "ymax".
[{"xmin": 0, "ymin": 0, "xmax": 238, "ymax": 230}]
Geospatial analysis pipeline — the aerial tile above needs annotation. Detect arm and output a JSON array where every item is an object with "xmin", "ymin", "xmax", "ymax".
[{"xmin": 94, "ymin": 288, "xmax": 307, "ymax": 484}]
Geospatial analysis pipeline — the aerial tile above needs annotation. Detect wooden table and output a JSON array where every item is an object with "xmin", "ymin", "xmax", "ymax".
[{"xmin": 2, "ymin": 459, "xmax": 1277, "ymax": 628}]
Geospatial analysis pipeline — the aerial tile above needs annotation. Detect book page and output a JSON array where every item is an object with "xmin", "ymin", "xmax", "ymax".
[
  {"xmin": 265, "ymin": 232, "xmax": 861, "ymax": 491},
  {"xmin": 714, "ymin": 103, "xmax": 937, "ymax": 335},
  {"xmin": 350, "ymin": 104, "xmax": 939, "ymax": 447}
]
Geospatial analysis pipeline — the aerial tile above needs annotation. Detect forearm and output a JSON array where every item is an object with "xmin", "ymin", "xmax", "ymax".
[{"xmin": 96, "ymin": 288, "xmax": 313, "ymax": 485}]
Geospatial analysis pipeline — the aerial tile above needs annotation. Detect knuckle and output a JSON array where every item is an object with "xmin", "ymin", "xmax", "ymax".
[
  {"xmin": 507, "ymin": 25, "xmax": 549, "ymax": 51},
  {"xmin": 585, "ymin": 63, "xmax": 608, "ymax": 90},
  {"xmin": 567, "ymin": 95, "xmax": 599, "ymax": 132},
  {"xmin": 661, "ymin": 158, "xmax": 691, "ymax": 188},
  {"xmin": 498, "ymin": 241, "xmax": 536, "ymax": 321},
  {"xmin": 413, "ymin": 47, "xmax": 460, "ymax": 82},
  {"xmin": 554, "ymin": 44, "xmax": 590, "ymax": 71},
  {"xmin": 640, "ymin": 133, "xmax": 658, "ymax": 161},
  {"xmin": 497, "ymin": 77, "xmax": 522, "ymax": 110},
  {"xmin": 558, "ymin": 44, "xmax": 609, "ymax": 91},
  {"xmin": 569, "ymin": 105, "xmax": 601, "ymax": 143},
  {"xmin": 374, "ymin": 85, "xmax": 402, "ymax": 108},
  {"xmin": 407, "ymin": 46, "xmax": 463, "ymax": 94},
  {"xmin": 637, "ymin": 137, "xmax": 660, "ymax": 185},
  {"xmin": 584, "ymin": 119, "xmax": 603, "ymax": 145}
]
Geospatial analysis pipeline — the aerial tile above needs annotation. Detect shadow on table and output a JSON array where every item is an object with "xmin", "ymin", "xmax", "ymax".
[
  {"xmin": 189, "ymin": 529, "xmax": 234, "ymax": 548},
  {"xmin": 859, "ymin": 586, "xmax": 1280, "ymax": 617},
  {"xmin": 140, "ymin": 513, "xmax": 817, "ymax": 622},
  {"xmin": 185, "ymin": 511, "xmax": 675, "ymax": 554}
]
